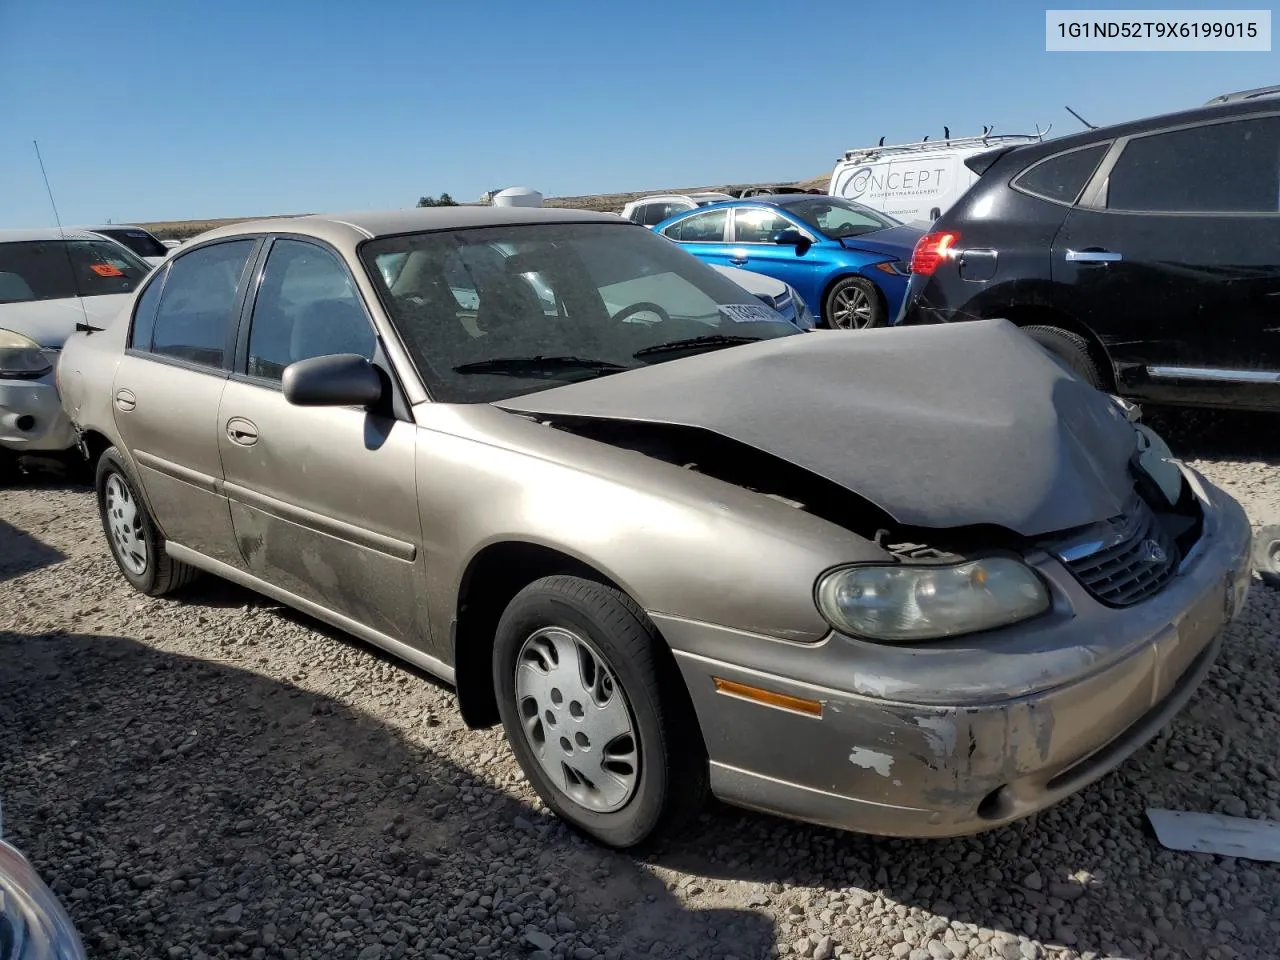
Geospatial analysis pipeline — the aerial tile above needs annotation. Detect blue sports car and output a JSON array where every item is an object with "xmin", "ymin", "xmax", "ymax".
[{"xmin": 652, "ymin": 195, "xmax": 925, "ymax": 329}]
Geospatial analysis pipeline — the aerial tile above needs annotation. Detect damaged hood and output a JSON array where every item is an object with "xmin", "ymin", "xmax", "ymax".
[{"xmin": 498, "ymin": 319, "xmax": 1140, "ymax": 538}]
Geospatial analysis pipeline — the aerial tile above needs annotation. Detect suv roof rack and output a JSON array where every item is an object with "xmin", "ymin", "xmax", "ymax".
[
  {"xmin": 1205, "ymin": 84, "xmax": 1280, "ymax": 104},
  {"xmin": 841, "ymin": 129, "xmax": 1049, "ymax": 162}
]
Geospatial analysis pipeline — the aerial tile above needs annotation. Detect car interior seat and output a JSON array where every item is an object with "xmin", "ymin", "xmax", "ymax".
[
  {"xmin": 289, "ymin": 297, "xmax": 376, "ymax": 363},
  {"xmin": 0, "ymin": 272, "xmax": 35, "ymax": 302},
  {"xmin": 474, "ymin": 273, "xmax": 548, "ymax": 348}
]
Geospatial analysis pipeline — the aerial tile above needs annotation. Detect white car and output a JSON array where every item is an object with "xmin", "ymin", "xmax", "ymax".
[
  {"xmin": 710, "ymin": 264, "xmax": 813, "ymax": 330},
  {"xmin": 829, "ymin": 130, "xmax": 1048, "ymax": 223},
  {"xmin": 0, "ymin": 228, "xmax": 152, "ymax": 479},
  {"xmin": 74, "ymin": 224, "xmax": 171, "ymax": 266},
  {"xmin": 620, "ymin": 193, "xmax": 734, "ymax": 227}
]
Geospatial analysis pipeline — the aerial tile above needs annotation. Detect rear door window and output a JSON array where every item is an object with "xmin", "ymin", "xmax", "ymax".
[
  {"xmin": 1105, "ymin": 117, "xmax": 1280, "ymax": 213},
  {"xmin": 661, "ymin": 209, "xmax": 729, "ymax": 242},
  {"xmin": 145, "ymin": 240, "xmax": 256, "ymax": 369},
  {"xmin": 1013, "ymin": 143, "xmax": 1109, "ymax": 205}
]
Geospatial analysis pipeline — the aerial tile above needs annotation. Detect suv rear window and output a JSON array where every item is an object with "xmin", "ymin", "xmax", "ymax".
[
  {"xmin": 1106, "ymin": 117, "xmax": 1280, "ymax": 213},
  {"xmin": 97, "ymin": 228, "xmax": 169, "ymax": 260},
  {"xmin": 1012, "ymin": 144, "xmax": 1108, "ymax": 205}
]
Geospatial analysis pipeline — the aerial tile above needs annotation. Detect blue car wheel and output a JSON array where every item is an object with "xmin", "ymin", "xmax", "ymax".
[{"xmin": 824, "ymin": 276, "xmax": 884, "ymax": 330}]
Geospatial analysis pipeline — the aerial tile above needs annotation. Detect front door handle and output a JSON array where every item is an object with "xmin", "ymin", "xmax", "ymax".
[
  {"xmin": 1065, "ymin": 248, "xmax": 1123, "ymax": 263},
  {"xmin": 728, "ymin": 248, "xmax": 749, "ymax": 265},
  {"xmin": 226, "ymin": 417, "xmax": 258, "ymax": 446},
  {"xmin": 114, "ymin": 388, "xmax": 136, "ymax": 412}
]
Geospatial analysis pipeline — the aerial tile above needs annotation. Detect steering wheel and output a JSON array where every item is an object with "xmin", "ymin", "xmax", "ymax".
[{"xmin": 613, "ymin": 301, "xmax": 673, "ymax": 325}]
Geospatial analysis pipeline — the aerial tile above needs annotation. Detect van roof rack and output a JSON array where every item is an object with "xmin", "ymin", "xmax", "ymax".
[
  {"xmin": 1205, "ymin": 84, "xmax": 1280, "ymax": 104},
  {"xmin": 841, "ymin": 129, "xmax": 1048, "ymax": 162}
]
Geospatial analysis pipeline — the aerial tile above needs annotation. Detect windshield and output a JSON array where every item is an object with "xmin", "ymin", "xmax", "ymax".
[
  {"xmin": 0, "ymin": 239, "xmax": 152, "ymax": 304},
  {"xmin": 97, "ymin": 228, "xmax": 169, "ymax": 260},
  {"xmin": 784, "ymin": 197, "xmax": 900, "ymax": 238},
  {"xmin": 361, "ymin": 221, "xmax": 802, "ymax": 403}
]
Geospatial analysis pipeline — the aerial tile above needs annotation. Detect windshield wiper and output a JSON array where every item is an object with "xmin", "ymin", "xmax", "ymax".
[
  {"xmin": 633, "ymin": 334, "xmax": 761, "ymax": 359},
  {"xmin": 453, "ymin": 355, "xmax": 630, "ymax": 377}
]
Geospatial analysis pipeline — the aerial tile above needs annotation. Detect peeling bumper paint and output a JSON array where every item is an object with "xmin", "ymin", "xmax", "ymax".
[{"xmin": 659, "ymin": 472, "xmax": 1253, "ymax": 837}]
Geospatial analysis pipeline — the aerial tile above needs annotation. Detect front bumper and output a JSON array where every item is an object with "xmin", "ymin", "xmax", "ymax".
[
  {"xmin": 660, "ymin": 468, "xmax": 1253, "ymax": 837},
  {"xmin": 0, "ymin": 370, "xmax": 77, "ymax": 454}
]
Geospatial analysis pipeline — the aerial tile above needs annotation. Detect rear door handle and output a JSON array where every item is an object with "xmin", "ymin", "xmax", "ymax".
[
  {"xmin": 226, "ymin": 417, "xmax": 258, "ymax": 446},
  {"xmin": 1065, "ymin": 248, "xmax": 1123, "ymax": 263},
  {"xmin": 114, "ymin": 388, "xmax": 136, "ymax": 412}
]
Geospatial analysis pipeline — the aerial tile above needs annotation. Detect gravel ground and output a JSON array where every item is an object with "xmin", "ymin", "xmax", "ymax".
[{"xmin": 2, "ymin": 410, "xmax": 1279, "ymax": 960}]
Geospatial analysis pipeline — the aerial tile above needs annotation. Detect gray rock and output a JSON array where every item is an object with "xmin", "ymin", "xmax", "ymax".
[{"xmin": 524, "ymin": 928, "xmax": 556, "ymax": 952}]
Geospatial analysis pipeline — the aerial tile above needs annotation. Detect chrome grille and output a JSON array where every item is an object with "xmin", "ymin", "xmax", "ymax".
[{"xmin": 1052, "ymin": 495, "xmax": 1180, "ymax": 607}]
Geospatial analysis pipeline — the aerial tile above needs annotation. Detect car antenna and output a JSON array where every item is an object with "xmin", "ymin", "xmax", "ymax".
[
  {"xmin": 33, "ymin": 139, "xmax": 98, "ymax": 334},
  {"xmin": 922, "ymin": 134, "xmax": 929, "ymax": 142},
  {"xmin": 943, "ymin": 126, "xmax": 951, "ymax": 140},
  {"xmin": 878, "ymin": 136, "xmax": 885, "ymax": 146},
  {"xmin": 1065, "ymin": 105, "xmax": 1097, "ymax": 130}
]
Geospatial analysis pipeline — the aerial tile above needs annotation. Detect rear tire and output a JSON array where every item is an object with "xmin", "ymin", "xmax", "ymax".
[
  {"xmin": 95, "ymin": 446, "xmax": 200, "ymax": 596},
  {"xmin": 1022, "ymin": 324, "xmax": 1105, "ymax": 389},
  {"xmin": 1255, "ymin": 524, "xmax": 1280, "ymax": 589},
  {"xmin": 493, "ymin": 575, "xmax": 708, "ymax": 849}
]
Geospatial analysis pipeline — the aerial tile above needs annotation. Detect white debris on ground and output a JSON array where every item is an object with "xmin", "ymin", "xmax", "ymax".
[{"xmin": 1, "ymin": 410, "xmax": 1278, "ymax": 960}]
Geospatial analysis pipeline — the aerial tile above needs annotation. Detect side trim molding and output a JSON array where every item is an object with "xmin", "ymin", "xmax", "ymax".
[
  {"xmin": 1147, "ymin": 365, "xmax": 1280, "ymax": 384},
  {"xmin": 133, "ymin": 450, "xmax": 221, "ymax": 494},
  {"xmin": 222, "ymin": 481, "xmax": 417, "ymax": 561}
]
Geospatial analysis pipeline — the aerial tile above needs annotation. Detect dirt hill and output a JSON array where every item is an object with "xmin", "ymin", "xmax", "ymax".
[{"xmin": 138, "ymin": 174, "xmax": 832, "ymax": 239}]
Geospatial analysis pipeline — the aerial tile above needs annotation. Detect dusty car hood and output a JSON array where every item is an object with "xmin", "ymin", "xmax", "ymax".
[
  {"xmin": 498, "ymin": 319, "xmax": 1139, "ymax": 537},
  {"xmin": 838, "ymin": 222, "xmax": 925, "ymax": 258},
  {"xmin": 0, "ymin": 294, "xmax": 133, "ymax": 348}
]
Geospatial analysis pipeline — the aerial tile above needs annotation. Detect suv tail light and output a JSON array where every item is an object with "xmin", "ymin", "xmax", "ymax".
[{"xmin": 910, "ymin": 231, "xmax": 961, "ymax": 276}]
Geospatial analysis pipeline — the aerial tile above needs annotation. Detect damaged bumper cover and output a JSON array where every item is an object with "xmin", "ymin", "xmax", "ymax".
[{"xmin": 659, "ymin": 468, "xmax": 1253, "ymax": 838}]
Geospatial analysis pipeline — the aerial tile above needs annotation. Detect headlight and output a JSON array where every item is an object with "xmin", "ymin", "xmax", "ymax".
[
  {"xmin": 0, "ymin": 330, "xmax": 52, "ymax": 380},
  {"xmin": 816, "ymin": 558, "xmax": 1050, "ymax": 641},
  {"xmin": 0, "ymin": 839, "xmax": 87, "ymax": 959}
]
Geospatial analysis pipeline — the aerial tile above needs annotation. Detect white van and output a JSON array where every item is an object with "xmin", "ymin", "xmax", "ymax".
[{"xmin": 828, "ymin": 131, "xmax": 1048, "ymax": 223}]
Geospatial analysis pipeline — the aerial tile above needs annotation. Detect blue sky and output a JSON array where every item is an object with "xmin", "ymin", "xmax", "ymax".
[{"xmin": 1, "ymin": 1, "xmax": 1275, "ymax": 226}]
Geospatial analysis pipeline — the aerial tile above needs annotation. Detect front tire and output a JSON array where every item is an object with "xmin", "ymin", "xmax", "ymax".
[
  {"xmin": 96, "ymin": 447, "xmax": 200, "ymax": 596},
  {"xmin": 1255, "ymin": 524, "xmax": 1280, "ymax": 589},
  {"xmin": 493, "ymin": 575, "xmax": 707, "ymax": 848},
  {"xmin": 824, "ymin": 276, "xmax": 884, "ymax": 329},
  {"xmin": 1022, "ymin": 324, "xmax": 1105, "ymax": 389}
]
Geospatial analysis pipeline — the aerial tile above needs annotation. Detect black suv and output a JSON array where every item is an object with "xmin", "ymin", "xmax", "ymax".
[{"xmin": 895, "ymin": 94, "xmax": 1280, "ymax": 413}]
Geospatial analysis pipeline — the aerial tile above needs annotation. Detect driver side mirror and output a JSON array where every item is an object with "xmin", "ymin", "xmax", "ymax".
[
  {"xmin": 283, "ymin": 354, "xmax": 384, "ymax": 408},
  {"xmin": 771, "ymin": 229, "xmax": 811, "ymax": 255}
]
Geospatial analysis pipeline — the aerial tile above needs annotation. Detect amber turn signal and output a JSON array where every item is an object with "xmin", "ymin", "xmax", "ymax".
[{"xmin": 712, "ymin": 677, "xmax": 823, "ymax": 717}]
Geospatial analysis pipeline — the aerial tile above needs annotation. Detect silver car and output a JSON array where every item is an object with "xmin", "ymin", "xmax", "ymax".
[
  {"xmin": 58, "ymin": 207, "xmax": 1253, "ymax": 848},
  {"xmin": 0, "ymin": 229, "xmax": 152, "ymax": 480}
]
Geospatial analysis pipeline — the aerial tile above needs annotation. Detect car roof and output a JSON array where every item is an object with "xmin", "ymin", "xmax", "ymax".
[
  {"xmin": 0, "ymin": 227, "xmax": 114, "ymax": 243},
  {"xmin": 75, "ymin": 224, "xmax": 153, "ymax": 233},
  {"xmin": 674, "ymin": 196, "xmax": 820, "ymax": 213},
  {"xmin": 995, "ymin": 97, "xmax": 1280, "ymax": 164},
  {"xmin": 191, "ymin": 206, "xmax": 628, "ymax": 246}
]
